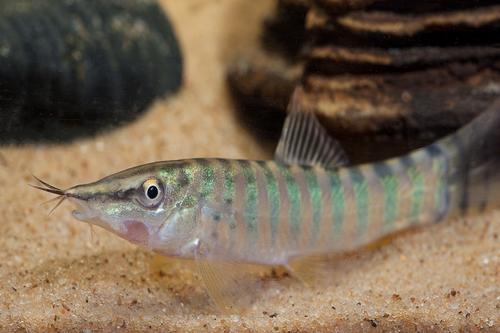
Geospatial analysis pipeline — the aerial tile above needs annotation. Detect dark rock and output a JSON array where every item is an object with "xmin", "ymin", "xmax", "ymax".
[
  {"xmin": 0, "ymin": 0, "xmax": 183, "ymax": 143},
  {"xmin": 309, "ymin": 4, "xmax": 500, "ymax": 48},
  {"xmin": 227, "ymin": 0, "xmax": 500, "ymax": 162},
  {"xmin": 302, "ymin": 63, "xmax": 500, "ymax": 138},
  {"xmin": 315, "ymin": 0, "xmax": 500, "ymax": 15},
  {"xmin": 336, "ymin": 5, "xmax": 500, "ymax": 37},
  {"xmin": 227, "ymin": 57, "xmax": 300, "ymax": 143},
  {"xmin": 262, "ymin": 0, "xmax": 310, "ymax": 59},
  {"xmin": 307, "ymin": 46, "xmax": 500, "ymax": 73}
]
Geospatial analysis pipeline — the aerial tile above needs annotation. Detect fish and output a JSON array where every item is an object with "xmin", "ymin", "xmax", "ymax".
[{"xmin": 32, "ymin": 88, "xmax": 500, "ymax": 312}]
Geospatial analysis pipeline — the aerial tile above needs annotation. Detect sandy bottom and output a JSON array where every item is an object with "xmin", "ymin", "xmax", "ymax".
[{"xmin": 0, "ymin": 0, "xmax": 499, "ymax": 331}]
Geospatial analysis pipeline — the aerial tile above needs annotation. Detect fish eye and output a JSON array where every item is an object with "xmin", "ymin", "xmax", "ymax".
[
  {"xmin": 146, "ymin": 184, "xmax": 159, "ymax": 199},
  {"xmin": 140, "ymin": 178, "xmax": 163, "ymax": 208}
]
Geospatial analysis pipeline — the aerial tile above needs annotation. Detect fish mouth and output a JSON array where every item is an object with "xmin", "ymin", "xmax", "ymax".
[
  {"xmin": 68, "ymin": 197, "xmax": 99, "ymax": 222},
  {"xmin": 32, "ymin": 176, "xmax": 122, "ymax": 238},
  {"xmin": 60, "ymin": 184, "xmax": 101, "ymax": 222}
]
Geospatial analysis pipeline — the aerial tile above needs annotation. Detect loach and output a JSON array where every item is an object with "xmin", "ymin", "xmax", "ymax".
[{"xmin": 32, "ymin": 88, "xmax": 500, "ymax": 312}]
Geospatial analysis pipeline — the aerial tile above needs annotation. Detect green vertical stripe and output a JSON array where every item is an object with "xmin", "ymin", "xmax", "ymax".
[
  {"xmin": 381, "ymin": 174, "xmax": 398, "ymax": 230},
  {"xmin": 304, "ymin": 167, "xmax": 322, "ymax": 244},
  {"xmin": 425, "ymin": 145, "xmax": 449, "ymax": 221},
  {"xmin": 278, "ymin": 165, "xmax": 301, "ymax": 242},
  {"xmin": 433, "ymin": 157, "xmax": 448, "ymax": 220},
  {"xmin": 241, "ymin": 161, "xmax": 258, "ymax": 239},
  {"xmin": 222, "ymin": 161, "xmax": 236, "ymax": 230},
  {"xmin": 349, "ymin": 168, "xmax": 369, "ymax": 236},
  {"xmin": 329, "ymin": 172, "xmax": 344, "ymax": 238},
  {"xmin": 380, "ymin": 170, "xmax": 399, "ymax": 230},
  {"xmin": 373, "ymin": 163, "xmax": 398, "ymax": 231},
  {"xmin": 200, "ymin": 160, "xmax": 215, "ymax": 199},
  {"xmin": 259, "ymin": 162, "xmax": 280, "ymax": 246},
  {"xmin": 408, "ymin": 166, "xmax": 424, "ymax": 223}
]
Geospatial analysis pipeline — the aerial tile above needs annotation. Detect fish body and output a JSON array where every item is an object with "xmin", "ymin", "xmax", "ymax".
[
  {"xmin": 33, "ymin": 88, "xmax": 500, "ymax": 310},
  {"xmin": 60, "ymin": 106, "xmax": 500, "ymax": 265},
  {"xmin": 95, "ymin": 153, "xmax": 445, "ymax": 266}
]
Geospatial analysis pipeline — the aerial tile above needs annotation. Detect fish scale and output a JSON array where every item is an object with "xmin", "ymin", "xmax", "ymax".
[{"xmin": 179, "ymin": 153, "xmax": 447, "ymax": 260}]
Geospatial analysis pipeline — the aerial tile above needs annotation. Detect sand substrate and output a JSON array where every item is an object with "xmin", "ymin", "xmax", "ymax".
[{"xmin": 0, "ymin": 0, "xmax": 498, "ymax": 331}]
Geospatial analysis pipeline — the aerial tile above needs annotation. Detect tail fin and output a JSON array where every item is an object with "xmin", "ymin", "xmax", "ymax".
[{"xmin": 443, "ymin": 99, "xmax": 500, "ymax": 215}]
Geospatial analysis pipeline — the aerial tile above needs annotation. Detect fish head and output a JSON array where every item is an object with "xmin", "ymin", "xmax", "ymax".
[{"xmin": 61, "ymin": 161, "xmax": 199, "ymax": 252}]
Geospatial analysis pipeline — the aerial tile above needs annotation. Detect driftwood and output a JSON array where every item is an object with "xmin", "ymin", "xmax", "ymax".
[{"xmin": 228, "ymin": 0, "xmax": 500, "ymax": 161}]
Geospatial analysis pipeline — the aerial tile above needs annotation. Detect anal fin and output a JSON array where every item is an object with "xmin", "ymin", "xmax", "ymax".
[
  {"xmin": 287, "ymin": 253, "xmax": 338, "ymax": 286},
  {"xmin": 288, "ymin": 229, "xmax": 419, "ymax": 286}
]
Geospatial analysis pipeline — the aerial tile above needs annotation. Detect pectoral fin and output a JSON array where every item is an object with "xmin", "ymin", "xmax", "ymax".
[{"xmin": 194, "ymin": 243, "xmax": 270, "ymax": 313}]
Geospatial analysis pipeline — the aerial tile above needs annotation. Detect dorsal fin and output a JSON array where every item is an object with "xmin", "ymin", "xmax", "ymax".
[{"xmin": 274, "ymin": 87, "xmax": 348, "ymax": 168}]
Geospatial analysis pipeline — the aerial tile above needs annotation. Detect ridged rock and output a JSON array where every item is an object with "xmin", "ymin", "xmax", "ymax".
[
  {"xmin": 0, "ymin": 0, "xmax": 182, "ymax": 142},
  {"xmin": 228, "ymin": 0, "xmax": 500, "ymax": 161}
]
